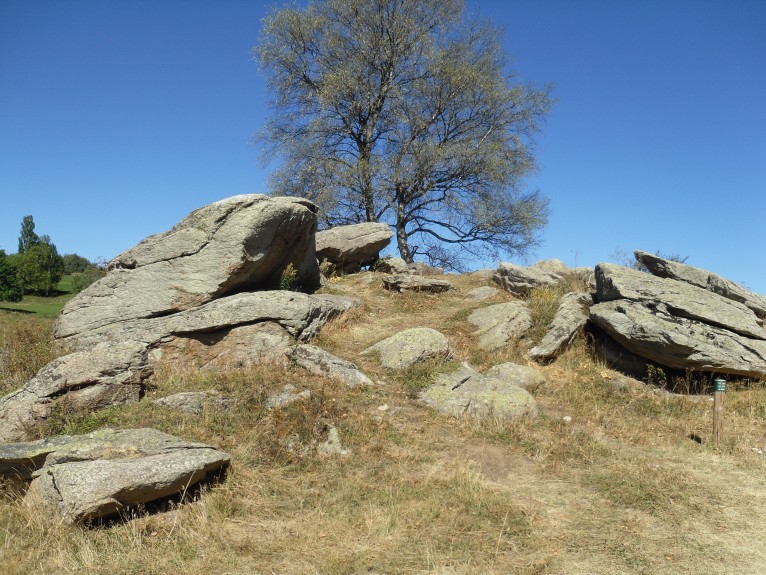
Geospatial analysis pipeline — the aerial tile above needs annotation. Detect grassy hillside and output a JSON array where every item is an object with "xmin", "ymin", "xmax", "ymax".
[
  {"xmin": 1, "ymin": 271, "xmax": 766, "ymax": 574},
  {"xmin": 0, "ymin": 274, "xmax": 77, "ymax": 318}
]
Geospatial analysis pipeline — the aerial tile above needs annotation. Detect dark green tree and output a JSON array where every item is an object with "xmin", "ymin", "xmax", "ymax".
[
  {"xmin": 63, "ymin": 253, "xmax": 92, "ymax": 274},
  {"xmin": 18, "ymin": 215, "xmax": 40, "ymax": 254},
  {"xmin": 257, "ymin": 0, "xmax": 552, "ymax": 270},
  {"xmin": 16, "ymin": 240, "xmax": 64, "ymax": 296},
  {"xmin": 0, "ymin": 250, "xmax": 22, "ymax": 302}
]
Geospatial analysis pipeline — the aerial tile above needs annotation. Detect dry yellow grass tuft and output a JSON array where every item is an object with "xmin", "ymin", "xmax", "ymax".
[{"xmin": 2, "ymin": 273, "xmax": 766, "ymax": 574}]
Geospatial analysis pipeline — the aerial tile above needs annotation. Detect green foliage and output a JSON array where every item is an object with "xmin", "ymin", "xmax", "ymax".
[
  {"xmin": 71, "ymin": 268, "xmax": 104, "ymax": 293},
  {"xmin": 0, "ymin": 250, "xmax": 22, "ymax": 302},
  {"xmin": 62, "ymin": 253, "xmax": 92, "ymax": 274},
  {"xmin": 279, "ymin": 263, "xmax": 299, "ymax": 291},
  {"xmin": 257, "ymin": 0, "xmax": 552, "ymax": 270},
  {"xmin": 646, "ymin": 364, "xmax": 667, "ymax": 387},
  {"xmin": 17, "ymin": 215, "xmax": 39, "ymax": 254},
  {"xmin": 15, "ymin": 241, "xmax": 64, "ymax": 296}
]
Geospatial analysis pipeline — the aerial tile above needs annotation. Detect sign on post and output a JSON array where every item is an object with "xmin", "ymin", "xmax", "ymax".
[{"xmin": 713, "ymin": 378, "xmax": 726, "ymax": 445}]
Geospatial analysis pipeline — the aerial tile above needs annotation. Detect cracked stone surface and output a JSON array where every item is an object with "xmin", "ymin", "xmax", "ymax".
[
  {"xmin": 382, "ymin": 275, "xmax": 454, "ymax": 293},
  {"xmin": 0, "ymin": 428, "xmax": 229, "ymax": 524},
  {"xmin": 634, "ymin": 250, "xmax": 766, "ymax": 320},
  {"xmin": 529, "ymin": 292, "xmax": 593, "ymax": 362},
  {"xmin": 468, "ymin": 301, "xmax": 532, "ymax": 351},
  {"xmin": 362, "ymin": 327, "xmax": 450, "ymax": 370},
  {"xmin": 55, "ymin": 195, "xmax": 321, "ymax": 341},
  {"xmin": 419, "ymin": 364, "xmax": 538, "ymax": 420}
]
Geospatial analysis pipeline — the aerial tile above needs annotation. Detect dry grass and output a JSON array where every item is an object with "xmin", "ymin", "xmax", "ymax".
[{"xmin": 2, "ymin": 271, "xmax": 766, "ymax": 574}]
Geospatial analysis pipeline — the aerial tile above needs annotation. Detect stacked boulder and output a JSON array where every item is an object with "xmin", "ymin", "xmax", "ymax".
[
  {"xmin": 589, "ymin": 254, "xmax": 766, "ymax": 378},
  {"xmin": 0, "ymin": 195, "xmax": 364, "ymax": 442}
]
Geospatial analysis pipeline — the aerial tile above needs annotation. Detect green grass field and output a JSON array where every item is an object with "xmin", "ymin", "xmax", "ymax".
[{"xmin": 0, "ymin": 274, "xmax": 76, "ymax": 319}]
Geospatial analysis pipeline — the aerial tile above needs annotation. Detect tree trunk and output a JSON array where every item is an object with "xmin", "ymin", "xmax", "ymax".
[{"xmin": 395, "ymin": 201, "xmax": 413, "ymax": 263}]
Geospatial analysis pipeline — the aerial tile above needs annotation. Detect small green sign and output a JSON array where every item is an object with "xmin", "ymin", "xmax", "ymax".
[{"xmin": 713, "ymin": 379, "xmax": 727, "ymax": 392}]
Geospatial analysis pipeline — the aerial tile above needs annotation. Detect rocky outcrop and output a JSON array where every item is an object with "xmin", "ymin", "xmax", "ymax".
[
  {"xmin": 362, "ymin": 327, "xmax": 450, "ymax": 369},
  {"xmin": 590, "ymin": 263, "xmax": 766, "ymax": 378},
  {"xmin": 382, "ymin": 275, "xmax": 454, "ymax": 293},
  {"xmin": 315, "ymin": 222, "xmax": 393, "ymax": 273},
  {"xmin": 419, "ymin": 364, "xmax": 537, "ymax": 420},
  {"xmin": 56, "ymin": 195, "xmax": 321, "ymax": 341},
  {"xmin": 634, "ymin": 250, "xmax": 766, "ymax": 320},
  {"xmin": 0, "ymin": 342, "xmax": 152, "ymax": 442},
  {"xmin": 0, "ymin": 428, "xmax": 229, "ymax": 524},
  {"xmin": 1, "ymin": 196, "xmax": 361, "ymax": 441},
  {"xmin": 595, "ymin": 264, "xmax": 764, "ymax": 339},
  {"xmin": 468, "ymin": 302, "xmax": 532, "ymax": 351},
  {"xmin": 463, "ymin": 286, "xmax": 500, "ymax": 302},
  {"xmin": 529, "ymin": 292, "xmax": 593, "ymax": 362}
]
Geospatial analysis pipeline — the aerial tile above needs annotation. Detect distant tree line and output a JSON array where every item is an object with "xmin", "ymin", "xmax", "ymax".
[{"xmin": 0, "ymin": 215, "xmax": 103, "ymax": 302}]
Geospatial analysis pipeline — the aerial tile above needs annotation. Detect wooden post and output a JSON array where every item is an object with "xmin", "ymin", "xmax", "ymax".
[{"xmin": 713, "ymin": 378, "xmax": 726, "ymax": 445}]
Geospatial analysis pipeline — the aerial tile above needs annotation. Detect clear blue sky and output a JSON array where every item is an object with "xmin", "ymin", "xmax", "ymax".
[{"xmin": 1, "ymin": 0, "xmax": 764, "ymax": 291}]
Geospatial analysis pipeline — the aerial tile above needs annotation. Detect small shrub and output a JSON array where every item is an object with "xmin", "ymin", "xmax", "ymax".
[{"xmin": 279, "ymin": 263, "xmax": 298, "ymax": 291}]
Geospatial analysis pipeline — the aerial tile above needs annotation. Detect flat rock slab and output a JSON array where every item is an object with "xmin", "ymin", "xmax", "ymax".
[
  {"xmin": 468, "ymin": 301, "xmax": 532, "ymax": 350},
  {"xmin": 420, "ymin": 365, "xmax": 537, "ymax": 420},
  {"xmin": 0, "ymin": 428, "xmax": 229, "ymax": 524},
  {"xmin": 316, "ymin": 222, "xmax": 392, "ymax": 274},
  {"xmin": 595, "ymin": 263, "xmax": 765, "ymax": 340},
  {"xmin": 362, "ymin": 327, "xmax": 450, "ymax": 370},
  {"xmin": 529, "ymin": 292, "xmax": 592, "ymax": 362},
  {"xmin": 635, "ymin": 250, "xmax": 766, "ymax": 320},
  {"xmin": 55, "ymin": 195, "xmax": 321, "ymax": 341},
  {"xmin": 382, "ymin": 275, "xmax": 454, "ymax": 293},
  {"xmin": 485, "ymin": 362, "xmax": 546, "ymax": 390},
  {"xmin": 590, "ymin": 299, "xmax": 766, "ymax": 378}
]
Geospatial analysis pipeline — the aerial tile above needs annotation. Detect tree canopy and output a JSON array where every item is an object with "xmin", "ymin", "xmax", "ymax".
[
  {"xmin": 0, "ymin": 250, "xmax": 22, "ymax": 303},
  {"xmin": 257, "ymin": 0, "xmax": 552, "ymax": 269}
]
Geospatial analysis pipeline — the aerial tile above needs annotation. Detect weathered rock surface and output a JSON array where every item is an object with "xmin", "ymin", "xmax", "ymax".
[
  {"xmin": 2, "ymin": 292, "xmax": 357, "ymax": 441},
  {"xmin": 590, "ymin": 299, "xmax": 766, "ymax": 378},
  {"xmin": 0, "ymin": 428, "xmax": 229, "ymax": 524},
  {"xmin": 362, "ymin": 327, "xmax": 450, "ymax": 369},
  {"xmin": 56, "ymin": 195, "xmax": 321, "ymax": 341},
  {"xmin": 634, "ymin": 250, "xmax": 766, "ymax": 320},
  {"xmin": 0, "ymin": 342, "xmax": 152, "ymax": 442},
  {"xmin": 529, "ymin": 292, "xmax": 593, "ymax": 362},
  {"xmin": 595, "ymin": 264, "xmax": 765, "ymax": 340},
  {"xmin": 494, "ymin": 262, "xmax": 563, "ymax": 296},
  {"xmin": 153, "ymin": 391, "xmax": 233, "ymax": 414},
  {"xmin": 468, "ymin": 301, "xmax": 532, "ymax": 350},
  {"xmin": 288, "ymin": 344, "xmax": 373, "ymax": 387},
  {"xmin": 485, "ymin": 362, "xmax": 546, "ymax": 390},
  {"xmin": 315, "ymin": 222, "xmax": 393, "ymax": 274},
  {"xmin": 375, "ymin": 257, "xmax": 411, "ymax": 275},
  {"xmin": 419, "ymin": 364, "xmax": 537, "ymax": 420},
  {"xmin": 266, "ymin": 385, "xmax": 312, "ymax": 409},
  {"xmin": 463, "ymin": 286, "xmax": 500, "ymax": 301},
  {"xmin": 382, "ymin": 275, "xmax": 454, "ymax": 293}
]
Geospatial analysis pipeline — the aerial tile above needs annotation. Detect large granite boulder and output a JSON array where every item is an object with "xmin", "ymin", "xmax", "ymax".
[
  {"xmin": 468, "ymin": 301, "xmax": 532, "ymax": 350},
  {"xmin": 315, "ymin": 222, "xmax": 393, "ymax": 274},
  {"xmin": 0, "ymin": 428, "xmax": 229, "ymax": 524},
  {"xmin": 634, "ymin": 250, "xmax": 766, "ymax": 320},
  {"xmin": 419, "ymin": 364, "xmax": 538, "ymax": 420},
  {"xmin": 1, "ymin": 292, "xmax": 356, "ymax": 441},
  {"xmin": 287, "ymin": 344, "xmax": 373, "ymax": 387},
  {"xmin": 362, "ymin": 327, "xmax": 450, "ymax": 369},
  {"xmin": 529, "ymin": 292, "xmax": 593, "ymax": 362},
  {"xmin": 590, "ymin": 263, "xmax": 766, "ymax": 378},
  {"xmin": 485, "ymin": 362, "xmax": 546, "ymax": 390},
  {"xmin": 55, "ymin": 195, "xmax": 321, "ymax": 342}
]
